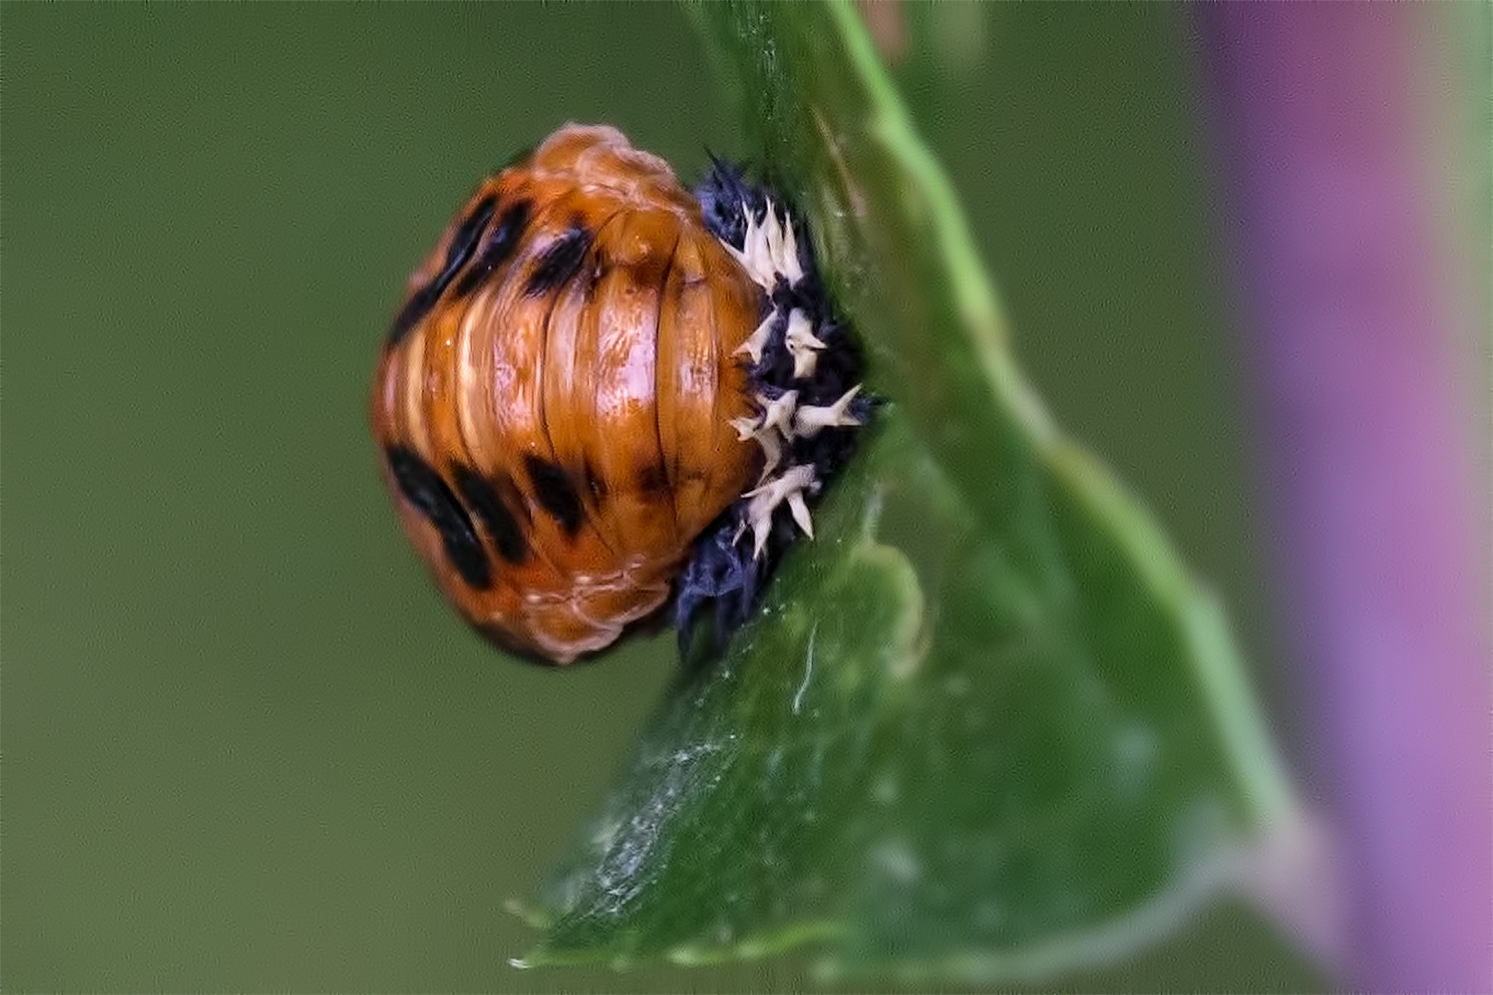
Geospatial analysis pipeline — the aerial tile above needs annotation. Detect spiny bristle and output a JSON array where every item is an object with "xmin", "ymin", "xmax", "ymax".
[
  {"xmin": 794, "ymin": 386, "xmax": 863, "ymax": 438},
  {"xmin": 733, "ymin": 312, "xmax": 777, "ymax": 364},
  {"xmin": 743, "ymin": 464, "xmax": 818, "ymax": 559},
  {"xmin": 725, "ymin": 198, "xmax": 805, "ymax": 291},
  {"xmin": 784, "ymin": 309, "xmax": 827, "ymax": 378}
]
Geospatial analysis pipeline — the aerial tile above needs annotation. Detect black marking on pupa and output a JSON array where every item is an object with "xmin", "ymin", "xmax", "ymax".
[
  {"xmin": 452, "ymin": 199, "xmax": 531, "ymax": 299},
  {"xmin": 524, "ymin": 224, "xmax": 592, "ymax": 297},
  {"xmin": 385, "ymin": 445, "xmax": 492, "ymax": 590},
  {"xmin": 388, "ymin": 194, "xmax": 497, "ymax": 345}
]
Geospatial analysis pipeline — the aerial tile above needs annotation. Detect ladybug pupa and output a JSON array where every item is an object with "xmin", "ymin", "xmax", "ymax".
[{"xmin": 370, "ymin": 123, "xmax": 868, "ymax": 664}]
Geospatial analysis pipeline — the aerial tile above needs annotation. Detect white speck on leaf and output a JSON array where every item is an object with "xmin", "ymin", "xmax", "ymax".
[
  {"xmin": 792, "ymin": 623, "xmax": 818, "ymax": 715},
  {"xmin": 871, "ymin": 838, "xmax": 922, "ymax": 885}
]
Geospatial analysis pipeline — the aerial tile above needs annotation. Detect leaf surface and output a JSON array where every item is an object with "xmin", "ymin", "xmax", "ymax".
[{"xmin": 519, "ymin": 2, "xmax": 1305, "ymax": 981}]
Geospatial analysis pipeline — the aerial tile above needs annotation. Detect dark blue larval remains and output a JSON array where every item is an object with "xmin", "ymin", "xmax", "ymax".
[{"xmin": 674, "ymin": 159, "xmax": 873, "ymax": 653}]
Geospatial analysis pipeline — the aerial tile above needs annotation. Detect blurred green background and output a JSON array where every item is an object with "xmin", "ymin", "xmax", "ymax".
[{"xmin": 3, "ymin": 4, "xmax": 1306, "ymax": 991}]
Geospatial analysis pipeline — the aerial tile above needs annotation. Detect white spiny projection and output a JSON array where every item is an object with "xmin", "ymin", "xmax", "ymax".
[{"xmin": 717, "ymin": 199, "xmax": 863, "ymax": 560}]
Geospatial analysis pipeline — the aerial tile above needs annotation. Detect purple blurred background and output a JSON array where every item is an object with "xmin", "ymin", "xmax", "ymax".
[{"xmin": 1196, "ymin": 5, "xmax": 1491, "ymax": 992}]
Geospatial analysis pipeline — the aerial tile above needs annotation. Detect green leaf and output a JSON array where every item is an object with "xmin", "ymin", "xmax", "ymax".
[{"xmin": 517, "ymin": 0, "xmax": 1311, "ymax": 981}]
